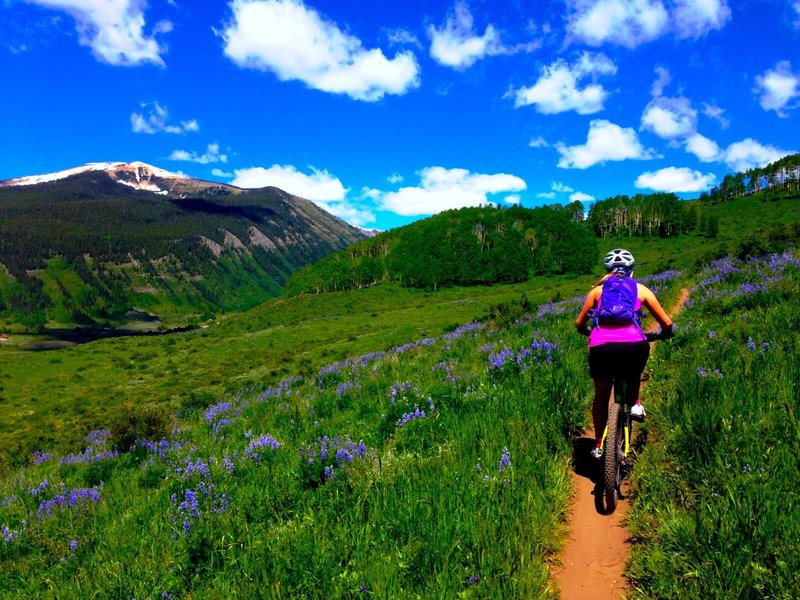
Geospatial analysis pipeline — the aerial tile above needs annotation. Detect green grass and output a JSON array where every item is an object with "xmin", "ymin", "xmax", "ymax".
[
  {"xmin": 0, "ymin": 284, "xmax": 595, "ymax": 598},
  {"xmin": 627, "ymin": 250, "xmax": 800, "ymax": 598},
  {"xmin": 0, "ymin": 275, "xmax": 585, "ymax": 471}
]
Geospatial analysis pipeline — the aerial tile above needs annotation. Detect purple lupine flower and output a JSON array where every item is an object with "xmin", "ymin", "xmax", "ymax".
[
  {"xmin": 2, "ymin": 524, "xmax": 19, "ymax": 543},
  {"xmin": 396, "ymin": 405, "xmax": 426, "ymax": 427},
  {"xmin": 244, "ymin": 434, "xmax": 281, "ymax": 462},
  {"xmin": 69, "ymin": 539, "xmax": 78, "ymax": 551},
  {"xmin": 31, "ymin": 451, "xmax": 53, "ymax": 465},
  {"xmin": 498, "ymin": 448, "xmax": 511, "ymax": 472}
]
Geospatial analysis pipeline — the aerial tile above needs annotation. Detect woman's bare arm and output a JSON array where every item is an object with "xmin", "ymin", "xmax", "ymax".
[{"xmin": 639, "ymin": 285, "xmax": 673, "ymax": 329}]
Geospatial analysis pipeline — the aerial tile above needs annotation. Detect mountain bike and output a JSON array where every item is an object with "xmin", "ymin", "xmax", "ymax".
[{"xmin": 591, "ymin": 330, "xmax": 668, "ymax": 515}]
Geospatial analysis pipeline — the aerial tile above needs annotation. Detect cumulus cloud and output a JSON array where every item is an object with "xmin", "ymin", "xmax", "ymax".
[
  {"xmin": 220, "ymin": 0, "xmax": 420, "ymax": 102},
  {"xmin": 566, "ymin": 0, "xmax": 669, "ymax": 47},
  {"xmin": 702, "ymin": 102, "xmax": 730, "ymax": 129},
  {"xmin": 512, "ymin": 52, "xmax": 616, "ymax": 114},
  {"xmin": 552, "ymin": 182, "xmax": 575, "ymax": 193},
  {"xmin": 635, "ymin": 166, "xmax": 716, "ymax": 192},
  {"xmin": 22, "ymin": 0, "xmax": 169, "ymax": 66},
  {"xmin": 387, "ymin": 173, "xmax": 404, "ymax": 184},
  {"xmin": 671, "ymin": 0, "xmax": 731, "ymax": 38},
  {"xmin": 168, "ymin": 143, "xmax": 228, "ymax": 164},
  {"xmin": 722, "ymin": 139, "xmax": 793, "ymax": 172},
  {"xmin": 557, "ymin": 119, "xmax": 657, "ymax": 169},
  {"xmin": 640, "ymin": 96, "xmax": 697, "ymax": 139},
  {"xmin": 651, "ymin": 65, "xmax": 671, "ymax": 96},
  {"xmin": 503, "ymin": 194, "xmax": 521, "ymax": 205},
  {"xmin": 372, "ymin": 166, "xmax": 526, "ymax": 217},
  {"xmin": 536, "ymin": 192, "xmax": 557, "ymax": 199},
  {"xmin": 685, "ymin": 133, "xmax": 721, "ymax": 162},
  {"xmin": 229, "ymin": 163, "xmax": 375, "ymax": 226},
  {"xmin": 566, "ymin": 0, "xmax": 730, "ymax": 47},
  {"xmin": 428, "ymin": 1, "xmax": 503, "ymax": 69},
  {"xmin": 131, "ymin": 102, "xmax": 198, "ymax": 134},
  {"xmin": 231, "ymin": 164, "xmax": 346, "ymax": 198},
  {"xmin": 570, "ymin": 191, "xmax": 595, "ymax": 202},
  {"xmin": 754, "ymin": 61, "xmax": 800, "ymax": 116},
  {"xmin": 529, "ymin": 136, "xmax": 550, "ymax": 148}
]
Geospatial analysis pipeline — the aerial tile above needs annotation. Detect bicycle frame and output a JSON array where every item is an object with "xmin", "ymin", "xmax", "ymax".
[
  {"xmin": 600, "ymin": 378, "xmax": 633, "ymax": 458},
  {"xmin": 597, "ymin": 376, "xmax": 635, "ymax": 514}
]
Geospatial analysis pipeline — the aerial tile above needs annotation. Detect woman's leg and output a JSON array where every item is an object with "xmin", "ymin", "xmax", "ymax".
[{"xmin": 592, "ymin": 377, "xmax": 613, "ymax": 447}]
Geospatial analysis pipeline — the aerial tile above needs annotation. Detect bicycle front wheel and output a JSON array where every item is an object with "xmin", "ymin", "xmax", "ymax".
[{"xmin": 603, "ymin": 403, "xmax": 623, "ymax": 513}]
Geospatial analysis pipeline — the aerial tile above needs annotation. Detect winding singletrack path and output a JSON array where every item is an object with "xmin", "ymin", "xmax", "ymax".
[{"xmin": 552, "ymin": 288, "xmax": 689, "ymax": 599}]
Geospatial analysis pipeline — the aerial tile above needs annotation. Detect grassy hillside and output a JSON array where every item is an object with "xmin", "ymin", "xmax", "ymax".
[
  {"xmin": 1, "ymin": 248, "xmax": 796, "ymax": 597},
  {"xmin": 1, "ymin": 190, "xmax": 798, "ymax": 472}
]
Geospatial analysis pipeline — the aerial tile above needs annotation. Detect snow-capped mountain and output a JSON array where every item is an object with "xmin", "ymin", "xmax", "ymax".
[{"xmin": 0, "ymin": 161, "xmax": 190, "ymax": 193}]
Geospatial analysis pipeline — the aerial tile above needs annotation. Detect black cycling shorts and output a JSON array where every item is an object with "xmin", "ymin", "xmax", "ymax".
[{"xmin": 588, "ymin": 341, "xmax": 650, "ymax": 380}]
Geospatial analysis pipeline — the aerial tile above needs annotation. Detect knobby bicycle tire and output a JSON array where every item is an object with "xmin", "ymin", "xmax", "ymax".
[{"xmin": 603, "ymin": 403, "xmax": 622, "ymax": 513}]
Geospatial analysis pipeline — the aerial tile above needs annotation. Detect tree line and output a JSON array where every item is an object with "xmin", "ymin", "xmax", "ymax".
[
  {"xmin": 285, "ymin": 205, "xmax": 599, "ymax": 294},
  {"xmin": 701, "ymin": 153, "xmax": 800, "ymax": 203}
]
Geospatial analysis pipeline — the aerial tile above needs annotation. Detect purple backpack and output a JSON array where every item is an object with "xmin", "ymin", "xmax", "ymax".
[{"xmin": 596, "ymin": 274, "xmax": 640, "ymax": 326}]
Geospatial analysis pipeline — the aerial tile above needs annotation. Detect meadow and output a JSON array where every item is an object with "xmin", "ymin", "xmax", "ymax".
[
  {"xmin": 0, "ymin": 190, "xmax": 798, "ymax": 597},
  {"xmin": 1, "ymin": 283, "xmax": 605, "ymax": 597},
  {"xmin": 0, "ymin": 255, "xmax": 683, "ymax": 597}
]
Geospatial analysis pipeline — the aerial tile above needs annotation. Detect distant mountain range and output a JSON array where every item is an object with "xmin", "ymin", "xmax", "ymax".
[{"xmin": 0, "ymin": 162, "xmax": 366, "ymax": 329}]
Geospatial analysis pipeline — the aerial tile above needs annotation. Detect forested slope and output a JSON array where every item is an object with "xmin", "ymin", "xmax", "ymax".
[{"xmin": 0, "ymin": 171, "xmax": 365, "ymax": 329}]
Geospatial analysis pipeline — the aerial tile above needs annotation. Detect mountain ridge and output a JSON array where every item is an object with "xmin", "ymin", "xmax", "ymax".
[{"xmin": 0, "ymin": 163, "xmax": 366, "ymax": 329}]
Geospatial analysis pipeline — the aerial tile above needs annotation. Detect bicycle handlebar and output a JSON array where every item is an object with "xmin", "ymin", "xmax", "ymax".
[{"xmin": 577, "ymin": 323, "xmax": 675, "ymax": 340}]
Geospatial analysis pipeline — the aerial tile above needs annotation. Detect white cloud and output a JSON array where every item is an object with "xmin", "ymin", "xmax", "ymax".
[
  {"xmin": 387, "ymin": 29, "xmax": 421, "ymax": 48},
  {"xmin": 651, "ymin": 66, "xmax": 670, "ymax": 96},
  {"xmin": 640, "ymin": 96, "xmax": 697, "ymax": 139},
  {"xmin": 566, "ymin": 0, "xmax": 669, "ymax": 48},
  {"xmin": 23, "ymin": 0, "xmax": 168, "ymax": 66},
  {"xmin": 635, "ymin": 166, "xmax": 716, "ymax": 192},
  {"xmin": 503, "ymin": 194, "xmax": 521, "ymax": 205},
  {"xmin": 229, "ymin": 163, "xmax": 375, "ymax": 226},
  {"xmin": 536, "ymin": 191, "xmax": 557, "ymax": 199},
  {"xmin": 794, "ymin": 2, "xmax": 800, "ymax": 28},
  {"xmin": 131, "ymin": 102, "xmax": 198, "ymax": 134},
  {"xmin": 513, "ymin": 52, "xmax": 616, "ymax": 114},
  {"xmin": 557, "ymin": 119, "xmax": 657, "ymax": 169},
  {"xmin": 220, "ymin": 0, "xmax": 420, "ymax": 102},
  {"xmin": 722, "ymin": 139, "xmax": 793, "ymax": 172},
  {"xmin": 566, "ymin": 0, "xmax": 730, "ymax": 47},
  {"xmin": 428, "ymin": 2, "xmax": 503, "ymax": 69},
  {"xmin": 231, "ymin": 164, "xmax": 347, "ymax": 199},
  {"xmin": 211, "ymin": 168, "xmax": 233, "ymax": 178},
  {"xmin": 685, "ymin": 133, "xmax": 721, "ymax": 162},
  {"xmin": 387, "ymin": 173, "xmax": 404, "ymax": 184},
  {"xmin": 552, "ymin": 181, "xmax": 575, "ymax": 193},
  {"xmin": 570, "ymin": 191, "xmax": 595, "ymax": 202},
  {"xmin": 168, "ymin": 143, "xmax": 228, "ymax": 164},
  {"xmin": 701, "ymin": 102, "xmax": 729, "ymax": 129},
  {"xmin": 529, "ymin": 136, "xmax": 550, "ymax": 148},
  {"xmin": 374, "ymin": 166, "xmax": 526, "ymax": 217},
  {"xmin": 672, "ymin": 0, "xmax": 731, "ymax": 39},
  {"xmin": 754, "ymin": 61, "xmax": 800, "ymax": 117}
]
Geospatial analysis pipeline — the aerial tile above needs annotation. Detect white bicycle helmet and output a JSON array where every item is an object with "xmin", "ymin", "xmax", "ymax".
[{"xmin": 603, "ymin": 248, "xmax": 635, "ymax": 271}]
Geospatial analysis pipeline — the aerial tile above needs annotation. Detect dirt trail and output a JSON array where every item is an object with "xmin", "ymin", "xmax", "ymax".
[{"xmin": 552, "ymin": 288, "xmax": 689, "ymax": 599}]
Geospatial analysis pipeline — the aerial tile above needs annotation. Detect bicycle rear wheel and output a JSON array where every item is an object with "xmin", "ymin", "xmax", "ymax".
[{"xmin": 603, "ymin": 403, "xmax": 622, "ymax": 513}]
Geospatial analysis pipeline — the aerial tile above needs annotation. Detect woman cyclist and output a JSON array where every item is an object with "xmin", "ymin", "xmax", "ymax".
[{"xmin": 574, "ymin": 249, "xmax": 674, "ymax": 459}]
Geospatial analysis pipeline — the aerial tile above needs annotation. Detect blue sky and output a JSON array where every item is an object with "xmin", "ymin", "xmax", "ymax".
[{"xmin": 1, "ymin": 0, "xmax": 799, "ymax": 230}]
